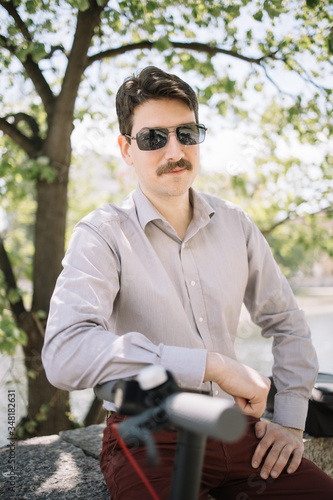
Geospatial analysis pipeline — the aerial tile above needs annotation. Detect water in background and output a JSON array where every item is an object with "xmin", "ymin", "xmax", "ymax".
[{"xmin": 1, "ymin": 287, "xmax": 332, "ymax": 448}]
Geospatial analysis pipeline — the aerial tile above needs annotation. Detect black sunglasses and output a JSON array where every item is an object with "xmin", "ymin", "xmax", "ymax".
[{"xmin": 124, "ymin": 123, "xmax": 207, "ymax": 151}]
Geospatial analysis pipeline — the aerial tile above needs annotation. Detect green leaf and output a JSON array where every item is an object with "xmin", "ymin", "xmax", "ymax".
[
  {"xmin": 153, "ymin": 36, "xmax": 172, "ymax": 51},
  {"xmin": 328, "ymin": 28, "xmax": 333, "ymax": 55},
  {"xmin": 253, "ymin": 10, "xmax": 263, "ymax": 22},
  {"xmin": 0, "ymin": 311, "xmax": 27, "ymax": 356},
  {"xmin": 7, "ymin": 288, "xmax": 21, "ymax": 305},
  {"xmin": 306, "ymin": 0, "xmax": 320, "ymax": 8},
  {"xmin": 67, "ymin": 0, "xmax": 90, "ymax": 11}
]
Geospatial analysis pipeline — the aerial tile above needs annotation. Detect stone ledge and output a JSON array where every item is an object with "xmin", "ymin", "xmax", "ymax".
[
  {"xmin": 0, "ymin": 426, "xmax": 109, "ymax": 500},
  {"xmin": 0, "ymin": 424, "xmax": 332, "ymax": 499},
  {"xmin": 303, "ymin": 436, "xmax": 333, "ymax": 478}
]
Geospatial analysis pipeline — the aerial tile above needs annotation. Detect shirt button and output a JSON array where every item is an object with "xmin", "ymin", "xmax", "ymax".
[
  {"xmin": 215, "ymin": 390, "xmax": 219, "ymax": 396},
  {"xmin": 182, "ymin": 242, "xmax": 186, "ymax": 249},
  {"xmin": 198, "ymin": 317, "xmax": 203, "ymax": 323},
  {"xmin": 190, "ymin": 280, "xmax": 196, "ymax": 287}
]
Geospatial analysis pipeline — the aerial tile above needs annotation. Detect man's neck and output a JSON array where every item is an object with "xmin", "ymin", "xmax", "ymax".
[{"xmin": 144, "ymin": 190, "xmax": 193, "ymax": 240}]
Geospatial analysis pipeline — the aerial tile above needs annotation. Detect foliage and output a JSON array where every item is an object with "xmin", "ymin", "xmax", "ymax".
[
  {"xmin": 1, "ymin": 1, "xmax": 332, "ymax": 120},
  {"xmin": 0, "ymin": 272, "xmax": 27, "ymax": 355},
  {"xmin": 194, "ymin": 165, "xmax": 332, "ymax": 278},
  {"xmin": 66, "ymin": 153, "xmax": 136, "ymax": 240}
]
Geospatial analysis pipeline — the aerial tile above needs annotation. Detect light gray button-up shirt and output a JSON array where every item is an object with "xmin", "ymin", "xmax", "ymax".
[{"xmin": 42, "ymin": 185, "xmax": 318, "ymax": 429}]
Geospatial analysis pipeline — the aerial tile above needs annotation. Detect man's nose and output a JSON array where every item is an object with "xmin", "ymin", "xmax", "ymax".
[{"xmin": 164, "ymin": 131, "xmax": 184, "ymax": 161}]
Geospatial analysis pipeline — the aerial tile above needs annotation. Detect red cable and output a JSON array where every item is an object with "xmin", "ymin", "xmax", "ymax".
[{"xmin": 111, "ymin": 423, "xmax": 160, "ymax": 500}]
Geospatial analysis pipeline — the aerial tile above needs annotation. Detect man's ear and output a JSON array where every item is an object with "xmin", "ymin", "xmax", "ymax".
[{"xmin": 118, "ymin": 135, "xmax": 133, "ymax": 165}]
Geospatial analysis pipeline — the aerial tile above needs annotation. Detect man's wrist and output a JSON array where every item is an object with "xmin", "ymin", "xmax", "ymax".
[
  {"xmin": 204, "ymin": 352, "xmax": 224, "ymax": 384},
  {"xmin": 284, "ymin": 426, "xmax": 303, "ymax": 438}
]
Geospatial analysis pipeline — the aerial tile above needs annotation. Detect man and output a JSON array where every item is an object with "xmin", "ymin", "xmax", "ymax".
[{"xmin": 42, "ymin": 66, "xmax": 333, "ymax": 499}]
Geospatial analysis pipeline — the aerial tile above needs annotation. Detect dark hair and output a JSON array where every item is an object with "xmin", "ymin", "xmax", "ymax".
[{"xmin": 116, "ymin": 66, "xmax": 199, "ymax": 136}]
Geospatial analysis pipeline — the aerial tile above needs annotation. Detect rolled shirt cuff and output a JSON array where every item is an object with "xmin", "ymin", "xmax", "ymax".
[
  {"xmin": 159, "ymin": 344, "xmax": 208, "ymax": 391},
  {"xmin": 272, "ymin": 393, "xmax": 309, "ymax": 430},
  {"xmin": 103, "ymin": 346, "xmax": 208, "ymax": 412}
]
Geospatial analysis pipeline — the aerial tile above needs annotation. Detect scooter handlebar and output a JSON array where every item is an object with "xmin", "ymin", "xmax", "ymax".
[
  {"xmin": 163, "ymin": 392, "xmax": 246, "ymax": 443},
  {"xmin": 94, "ymin": 380, "xmax": 118, "ymax": 402},
  {"xmin": 94, "ymin": 368, "xmax": 247, "ymax": 443}
]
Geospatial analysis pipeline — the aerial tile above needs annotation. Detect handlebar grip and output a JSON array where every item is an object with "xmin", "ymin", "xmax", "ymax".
[
  {"xmin": 163, "ymin": 392, "xmax": 247, "ymax": 443},
  {"xmin": 94, "ymin": 381, "xmax": 118, "ymax": 402}
]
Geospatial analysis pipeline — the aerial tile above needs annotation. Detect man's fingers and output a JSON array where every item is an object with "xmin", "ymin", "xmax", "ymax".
[
  {"xmin": 262, "ymin": 444, "xmax": 303, "ymax": 479},
  {"xmin": 252, "ymin": 421, "xmax": 304, "ymax": 479},
  {"xmin": 261, "ymin": 443, "xmax": 293, "ymax": 479},
  {"xmin": 234, "ymin": 397, "xmax": 267, "ymax": 419},
  {"xmin": 286, "ymin": 447, "xmax": 303, "ymax": 474},
  {"xmin": 251, "ymin": 427, "xmax": 274, "ymax": 469},
  {"xmin": 255, "ymin": 420, "xmax": 266, "ymax": 439}
]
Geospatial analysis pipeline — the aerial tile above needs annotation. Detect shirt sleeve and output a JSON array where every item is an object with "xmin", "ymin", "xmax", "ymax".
[
  {"xmin": 42, "ymin": 222, "xmax": 207, "ymax": 393},
  {"xmin": 242, "ymin": 213, "xmax": 318, "ymax": 430}
]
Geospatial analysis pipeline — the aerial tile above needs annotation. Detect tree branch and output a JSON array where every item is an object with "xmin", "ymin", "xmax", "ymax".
[
  {"xmin": 261, "ymin": 204, "xmax": 332, "ymax": 237},
  {"xmin": 58, "ymin": 0, "xmax": 106, "ymax": 116},
  {"xmin": 0, "ymin": 237, "xmax": 43, "ymax": 344},
  {"xmin": 86, "ymin": 39, "xmax": 277, "ymax": 68},
  {"xmin": 283, "ymin": 57, "xmax": 329, "ymax": 95},
  {"xmin": 261, "ymin": 214, "xmax": 290, "ymax": 236},
  {"xmin": 0, "ymin": 236, "xmax": 27, "ymax": 322},
  {"xmin": 0, "ymin": 34, "xmax": 16, "ymax": 53},
  {"xmin": 8, "ymin": 112, "xmax": 40, "ymax": 137},
  {"xmin": 261, "ymin": 64, "xmax": 298, "ymax": 101},
  {"xmin": 0, "ymin": 4, "xmax": 56, "ymax": 115},
  {"xmin": 0, "ymin": 0, "xmax": 32, "ymax": 41},
  {"xmin": 0, "ymin": 117, "xmax": 41, "ymax": 157},
  {"xmin": 44, "ymin": 45, "xmax": 69, "ymax": 60}
]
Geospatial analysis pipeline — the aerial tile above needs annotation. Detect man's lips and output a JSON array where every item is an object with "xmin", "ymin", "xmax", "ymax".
[
  {"xmin": 156, "ymin": 159, "xmax": 193, "ymax": 176},
  {"xmin": 165, "ymin": 167, "xmax": 186, "ymax": 174}
]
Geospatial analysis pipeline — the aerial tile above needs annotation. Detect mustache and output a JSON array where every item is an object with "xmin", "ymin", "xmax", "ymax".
[{"xmin": 156, "ymin": 158, "xmax": 193, "ymax": 176}]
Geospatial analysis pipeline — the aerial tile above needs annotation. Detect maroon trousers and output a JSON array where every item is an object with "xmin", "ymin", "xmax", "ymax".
[{"xmin": 100, "ymin": 413, "xmax": 333, "ymax": 499}]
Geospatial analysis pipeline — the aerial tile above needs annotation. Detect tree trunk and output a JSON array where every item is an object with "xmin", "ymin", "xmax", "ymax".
[
  {"xmin": 10, "ymin": 300, "xmax": 73, "ymax": 437},
  {"xmin": 32, "ymin": 177, "xmax": 69, "ymax": 312},
  {"xmin": 24, "ymin": 118, "xmax": 73, "ymax": 436},
  {"xmin": 22, "ymin": 330, "xmax": 73, "ymax": 436},
  {"xmin": 1, "ymin": 0, "xmax": 108, "ymax": 438},
  {"xmin": 21, "ymin": 175, "xmax": 73, "ymax": 436}
]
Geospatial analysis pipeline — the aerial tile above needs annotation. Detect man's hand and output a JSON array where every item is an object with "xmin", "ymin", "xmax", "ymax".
[
  {"xmin": 252, "ymin": 420, "xmax": 304, "ymax": 479},
  {"xmin": 204, "ymin": 352, "xmax": 271, "ymax": 418}
]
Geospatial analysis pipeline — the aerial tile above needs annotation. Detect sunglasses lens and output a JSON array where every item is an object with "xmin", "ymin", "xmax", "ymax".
[
  {"xmin": 177, "ymin": 124, "xmax": 206, "ymax": 146},
  {"xmin": 137, "ymin": 129, "xmax": 168, "ymax": 151},
  {"xmin": 135, "ymin": 124, "xmax": 206, "ymax": 151}
]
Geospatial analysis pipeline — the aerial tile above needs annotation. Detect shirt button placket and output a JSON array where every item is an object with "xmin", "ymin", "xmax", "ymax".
[{"xmin": 181, "ymin": 242, "xmax": 210, "ymax": 348}]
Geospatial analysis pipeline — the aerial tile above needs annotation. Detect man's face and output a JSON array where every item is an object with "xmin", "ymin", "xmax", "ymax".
[{"xmin": 118, "ymin": 98, "xmax": 200, "ymax": 204}]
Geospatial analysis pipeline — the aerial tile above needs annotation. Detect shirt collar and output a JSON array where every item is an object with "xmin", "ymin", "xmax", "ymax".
[
  {"xmin": 187, "ymin": 188, "xmax": 216, "ymax": 240},
  {"xmin": 133, "ymin": 183, "xmax": 215, "ymax": 233},
  {"xmin": 133, "ymin": 184, "xmax": 165, "ymax": 230},
  {"xmin": 190, "ymin": 188, "xmax": 216, "ymax": 223}
]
